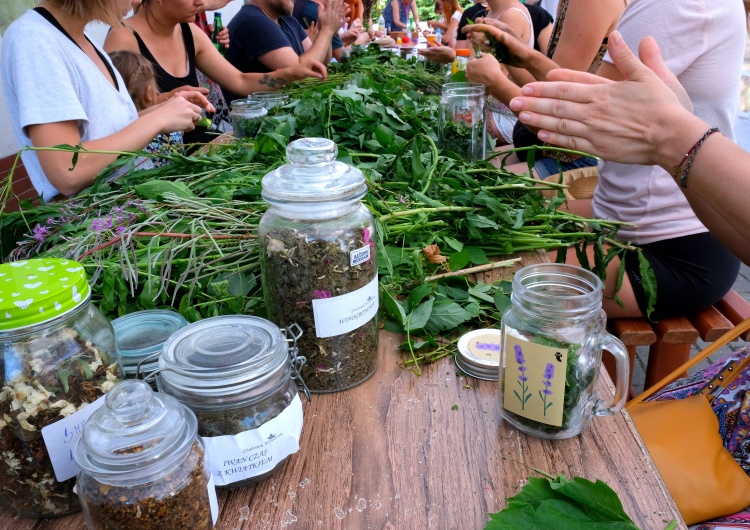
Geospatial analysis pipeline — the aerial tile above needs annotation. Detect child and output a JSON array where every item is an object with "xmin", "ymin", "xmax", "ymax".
[{"xmin": 108, "ymin": 50, "xmax": 184, "ymax": 168}]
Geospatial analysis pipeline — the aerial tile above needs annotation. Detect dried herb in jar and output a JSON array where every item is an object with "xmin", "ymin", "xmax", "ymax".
[
  {"xmin": 78, "ymin": 441, "xmax": 212, "ymax": 530},
  {"xmin": 0, "ymin": 328, "xmax": 120, "ymax": 517},
  {"xmin": 262, "ymin": 224, "xmax": 378, "ymax": 392}
]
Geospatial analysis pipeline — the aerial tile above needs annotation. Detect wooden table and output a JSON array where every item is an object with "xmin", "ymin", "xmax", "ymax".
[{"xmin": 0, "ymin": 253, "xmax": 684, "ymax": 530}]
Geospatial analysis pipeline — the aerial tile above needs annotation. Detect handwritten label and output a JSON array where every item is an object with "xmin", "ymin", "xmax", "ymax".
[
  {"xmin": 41, "ymin": 394, "xmax": 106, "ymax": 481},
  {"xmin": 312, "ymin": 275, "xmax": 378, "ymax": 338},
  {"xmin": 502, "ymin": 330, "xmax": 567, "ymax": 427},
  {"xmin": 201, "ymin": 395, "xmax": 303, "ymax": 487},
  {"xmin": 349, "ymin": 244, "xmax": 371, "ymax": 267}
]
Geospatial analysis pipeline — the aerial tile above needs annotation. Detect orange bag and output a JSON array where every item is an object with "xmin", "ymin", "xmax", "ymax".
[{"xmin": 627, "ymin": 317, "xmax": 750, "ymax": 525}]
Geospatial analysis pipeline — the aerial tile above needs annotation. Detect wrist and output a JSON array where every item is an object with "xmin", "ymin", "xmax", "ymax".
[{"xmin": 655, "ymin": 113, "xmax": 708, "ymax": 177}]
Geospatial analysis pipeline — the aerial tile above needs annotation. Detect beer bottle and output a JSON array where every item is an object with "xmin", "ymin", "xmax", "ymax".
[{"xmin": 212, "ymin": 12, "xmax": 224, "ymax": 55}]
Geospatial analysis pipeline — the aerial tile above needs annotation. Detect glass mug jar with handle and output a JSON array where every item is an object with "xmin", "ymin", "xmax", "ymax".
[{"xmin": 498, "ymin": 264, "xmax": 630, "ymax": 439}]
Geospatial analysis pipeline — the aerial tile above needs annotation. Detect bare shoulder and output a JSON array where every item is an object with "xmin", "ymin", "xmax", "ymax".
[{"xmin": 103, "ymin": 24, "xmax": 139, "ymax": 53}]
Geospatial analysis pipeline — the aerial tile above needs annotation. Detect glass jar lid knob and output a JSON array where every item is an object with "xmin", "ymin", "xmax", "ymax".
[{"xmin": 287, "ymin": 138, "xmax": 337, "ymax": 167}]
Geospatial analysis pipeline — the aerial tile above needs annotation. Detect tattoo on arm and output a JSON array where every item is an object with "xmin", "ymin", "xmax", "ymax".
[{"xmin": 260, "ymin": 74, "xmax": 288, "ymax": 89}]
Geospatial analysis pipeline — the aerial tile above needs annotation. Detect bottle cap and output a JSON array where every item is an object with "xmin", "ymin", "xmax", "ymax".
[
  {"xmin": 455, "ymin": 329, "xmax": 501, "ymax": 380},
  {"xmin": 112, "ymin": 310, "xmax": 188, "ymax": 376},
  {"xmin": 456, "ymin": 49, "xmax": 471, "ymax": 57}
]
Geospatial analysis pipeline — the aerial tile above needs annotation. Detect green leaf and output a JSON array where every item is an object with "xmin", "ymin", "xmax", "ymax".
[
  {"xmin": 443, "ymin": 236, "xmax": 464, "ymax": 252},
  {"xmin": 381, "ymin": 287, "xmax": 407, "ymax": 327},
  {"xmin": 134, "ymin": 180, "xmax": 195, "ymax": 200},
  {"xmin": 637, "ymin": 251, "xmax": 658, "ymax": 319},
  {"xmin": 405, "ymin": 283, "xmax": 435, "ymax": 312},
  {"xmin": 449, "ymin": 251, "xmax": 471, "ymax": 272},
  {"xmin": 494, "ymin": 291, "xmax": 511, "ymax": 315},
  {"xmin": 426, "ymin": 300, "xmax": 473, "ymax": 331},
  {"xmin": 406, "ymin": 297, "xmax": 434, "ymax": 331},
  {"xmin": 465, "ymin": 246, "xmax": 489, "ymax": 265},
  {"xmin": 550, "ymin": 476, "xmax": 633, "ymax": 522}
]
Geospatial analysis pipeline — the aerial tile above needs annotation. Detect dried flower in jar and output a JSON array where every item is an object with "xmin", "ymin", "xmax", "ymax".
[
  {"xmin": 0, "ymin": 327, "xmax": 120, "ymax": 517},
  {"xmin": 78, "ymin": 441, "xmax": 212, "ymax": 530}
]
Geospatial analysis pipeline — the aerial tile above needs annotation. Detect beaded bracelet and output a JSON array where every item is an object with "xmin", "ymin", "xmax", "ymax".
[{"xmin": 672, "ymin": 127, "xmax": 720, "ymax": 188}]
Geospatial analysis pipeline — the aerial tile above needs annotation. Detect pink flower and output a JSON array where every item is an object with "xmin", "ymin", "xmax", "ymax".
[{"xmin": 313, "ymin": 289, "xmax": 332, "ymax": 299}]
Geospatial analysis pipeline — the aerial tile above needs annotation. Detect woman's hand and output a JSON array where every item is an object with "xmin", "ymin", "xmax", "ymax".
[
  {"xmin": 158, "ymin": 85, "xmax": 209, "ymax": 104},
  {"xmin": 150, "ymin": 95, "xmax": 203, "ymax": 133},
  {"xmin": 508, "ymin": 32, "xmax": 691, "ymax": 166},
  {"xmin": 463, "ymin": 22, "xmax": 531, "ymax": 68},
  {"xmin": 466, "ymin": 53, "xmax": 506, "ymax": 86},
  {"xmin": 217, "ymin": 27, "xmax": 230, "ymax": 48},
  {"xmin": 173, "ymin": 90, "xmax": 216, "ymax": 113},
  {"xmin": 417, "ymin": 42, "xmax": 456, "ymax": 64}
]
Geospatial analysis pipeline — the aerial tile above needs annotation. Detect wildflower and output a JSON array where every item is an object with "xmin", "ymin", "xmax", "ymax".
[
  {"xmin": 32, "ymin": 224, "xmax": 50, "ymax": 243},
  {"xmin": 313, "ymin": 289, "xmax": 332, "ymax": 299}
]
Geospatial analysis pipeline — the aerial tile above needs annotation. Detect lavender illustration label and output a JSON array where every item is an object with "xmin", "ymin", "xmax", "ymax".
[{"xmin": 501, "ymin": 330, "xmax": 567, "ymax": 426}]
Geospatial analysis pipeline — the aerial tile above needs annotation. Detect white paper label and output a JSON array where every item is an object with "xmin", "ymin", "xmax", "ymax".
[
  {"xmin": 349, "ymin": 244, "xmax": 371, "ymax": 267},
  {"xmin": 207, "ymin": 473, "xmax": 219, "ymax": 524},
  {"xmin": 311, "ymin": 274, "xmax": 379, "ymax": 338},
  {"xmin": 41, "ymin": 394, "xmax": 106, "ymax": 482},
  {"xmin": 201, "ymin": 394, "xmax": 303, "ymax": 487}
]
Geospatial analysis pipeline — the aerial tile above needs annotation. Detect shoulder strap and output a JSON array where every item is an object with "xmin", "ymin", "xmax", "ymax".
[
  {"xmin": 33, "ymin": 7, "xmax": 120, "ymax": 91},
  {"xmin": 629, "ymin": 316, "xmax": 750, "ymax": 405}
]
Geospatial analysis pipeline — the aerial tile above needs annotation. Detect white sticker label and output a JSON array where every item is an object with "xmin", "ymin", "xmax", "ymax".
[
  {"xmin": 41, "ymin": 394, "xmax": 107, "ymax": 482},
  {"xmin": 312, "ymin": 275, "xmax": 379, "ymax": 338},
  {"xmin": 349, "ymin": 244, "xmax": 371, "ymax": 267},
  {"xmin": 201, "ymin": 394, "xmax": 303, "ymax": 487},
  {"xmin": 207, "ymin": 473, "xmax": 219, "ymax": 524}
]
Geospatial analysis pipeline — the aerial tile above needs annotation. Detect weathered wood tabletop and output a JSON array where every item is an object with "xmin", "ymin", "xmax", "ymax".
[{"xmin": 0, "ymin": 252, "xmax": 684, "ymax": 530}]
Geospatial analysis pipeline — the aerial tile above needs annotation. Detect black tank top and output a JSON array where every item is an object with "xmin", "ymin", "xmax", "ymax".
[{"xmin": 133, "ymin": 23, "xmax": 209, "ymax": 145}]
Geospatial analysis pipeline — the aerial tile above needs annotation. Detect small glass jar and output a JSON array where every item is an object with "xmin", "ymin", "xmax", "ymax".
[
  {"xmin": 0, "ymin": 258, "xmax": 122, "ymax": 518},
  {"xmin": 498, "ymin": 264, "xmax": 629, "ymax": 439},
  {"xmin": 438, "ymin": 82, "xmax": 486, "ymax": 162},
  {"xmin": 249, "ymin": 91, "xmax": 290, "ymax": 114},
  {"xmin": 259, "ymin": 138, "xmax": 379, "ymax": 393},
  {"xmin": 157, "ymin": 316, "xmax": 308, "ymax": 488},
  {"xmin": 74, "ymin": 380, "xmax": 215, "ymax": 530},
  {"xmin": 112, "ymin": 309, "xmax": 187, "ymax": 381},
  {"xmin": 229, "ymin": 98, "xmax": 268, "ymax": 139}
]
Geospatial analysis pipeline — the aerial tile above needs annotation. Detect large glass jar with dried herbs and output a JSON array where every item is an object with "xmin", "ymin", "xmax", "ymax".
[
  {"xmin": 157, "ymin": 315, "xmax": 307, "ymax": 488},
  {"xmin": 259, "ymin": 138, "xmax": 379, "ymax": 393},
  {"xmin": 0, "ymin": 258, "xmax": 122, "ymax": 518},
  {"xmin": 74, "ymin": 380, "xmax": 217, "ymax": 530}
]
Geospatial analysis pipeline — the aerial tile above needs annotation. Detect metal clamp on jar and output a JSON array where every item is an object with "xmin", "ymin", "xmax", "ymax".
[{"xmin": 155, "ymin": 315, "xmax": 308, "ymax": 488}]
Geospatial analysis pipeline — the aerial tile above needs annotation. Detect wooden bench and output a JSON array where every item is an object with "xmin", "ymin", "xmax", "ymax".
[{"xmin": 605, "ymin": 289, "xmax": 750, "ymax": 396}]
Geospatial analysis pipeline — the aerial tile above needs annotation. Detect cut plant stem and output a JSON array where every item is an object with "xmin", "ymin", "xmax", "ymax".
[{"xmin": 424, "ymin": 259, "xmax": 521, "ymax": 281}]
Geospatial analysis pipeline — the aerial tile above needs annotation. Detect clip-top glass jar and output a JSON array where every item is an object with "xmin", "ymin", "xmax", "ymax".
[
  {"xmin": 249, "ymin": 91, "xmax": 290, "ymax": 114},
  {"xmin": 0, "ymin": 258, "xmax": 122, "ymax": 518},
  {"xmin": 498, "ymin": 264, "xmax": 629, "ymax": 439},
  {"xmin": 259, "ymin": 138, "xmax": 379, "ymax": 393},
  {"xmin": 74, "ymin": 380, "xmax": 216, "ymax": 530},
  {"xmin": 438, "ymin": 82, "xmax": 486, "ymax": 162},
  {"xmin": 156, "ymin": 315, "xmax": 308, "ymax": 488}
]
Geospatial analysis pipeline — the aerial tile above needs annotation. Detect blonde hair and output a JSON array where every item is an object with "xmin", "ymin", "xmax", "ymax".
[
  {"xmin": 48, "ymin": 0, "xmax": 123, "ymax": 27},
  {"xmin": 108, "ymin": 50, "xmax": 160, "ymax": 111}
]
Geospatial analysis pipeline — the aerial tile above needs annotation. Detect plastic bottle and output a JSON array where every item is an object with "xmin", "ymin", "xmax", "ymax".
[
  {"xmin": 436, "ymin": 27, "xmax": 442, "ymax": 44},
  {"xmin": 449, "ymin": 49, "xmax": 471, "ymax": 82},
  {"xmin": 378, "ymin": 13, "xmax": 385, "ymax": 31}
]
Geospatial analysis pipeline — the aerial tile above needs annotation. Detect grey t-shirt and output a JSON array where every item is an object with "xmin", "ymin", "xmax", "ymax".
[{"xmin": 1, "ymin": 10, "xmax": 138, "ymax": 201}]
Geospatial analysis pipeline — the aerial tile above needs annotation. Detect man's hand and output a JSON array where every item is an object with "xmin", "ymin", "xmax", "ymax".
[{"xmin": 316, "ymin": 0, "xmax": 347, "ymax": 34}]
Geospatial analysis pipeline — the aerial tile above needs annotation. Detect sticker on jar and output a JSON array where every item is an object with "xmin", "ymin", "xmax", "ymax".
[
  {"xmin": 311, "ymin": 274, "xmax": 378, "ymax": 338},
  {"xmin": 502, "ymin": 331, "xmax": 567, "ymax": 427},
  {"xmin": 41, "ymin": 394, "xmax": 106, "ymax": 481},
  {"xmin": 349, "ymin": 244, "xmax": 371, "ymax": 267},
  {"xmin": 201, "ymin": 394, "xmax": 304, "ymax": 487}
]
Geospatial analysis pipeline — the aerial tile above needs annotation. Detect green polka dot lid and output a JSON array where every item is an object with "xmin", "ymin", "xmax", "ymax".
[{"xmin": 0, "ymin": 258, "xmax": 90, "ymax": 331}]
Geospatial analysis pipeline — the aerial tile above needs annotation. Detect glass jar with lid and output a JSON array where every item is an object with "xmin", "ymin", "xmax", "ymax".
[
  {"xmin": 156, "ymin": 315, "xmax": 308, "ymax": 488},
  {"xmin": 0, "ymin": 258, "xmax": 122, "ymax": 518},
  {"xmin": 112, "ymin": 309, "xmax": 187, "ymax": 382},
  {"xmin": 229, "ymin": 98, "xmax": 268, "ymax": 139},
  {"xmin": 438, "ymin": 82, "xmax": 486, "ymax": 162},
  {"xmin": 74, "ymin": 380, "xmax": 216, "ymax": 530},
  {"xmin": 259, "ymin": 138, "xmax": 379, "ymax": 393},
  {"xmin": 249, "ymin": 91, "xmax": 290, "ymax": 114}
]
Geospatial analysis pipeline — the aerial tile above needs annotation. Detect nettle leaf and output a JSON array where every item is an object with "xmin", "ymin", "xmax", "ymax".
[
  {"xmin": 465, "ymin": 246, "xmax": 489, "ymax": 265},
  {"xmin": 494, "ymin": 291, "xmax": 511, "ymax": 315},
  {"xmin": 405, "ymin": 283, "xmax": 435, "ymax": 313},
  {"xmin": 550, "ymin": 477, "xmax": 633, "ymax": 523},
  {"xmin": 406, "ymin": 297, "xmax": 434, "ymax": 331},
  {"xmin": 333, "ymin": 85, "xmax": 373, "ymax": 101},
  {"xmin": 381, "ymin": 287, "xmax": 407, "ymax": 327},
  {"xmin": 449, "ymin": 251, "xmax": 471, "ymax": 272},
  {"xmin": 437, "ymin": 284, "xmax": 470, "ymax": 301},
  {"xmin": 426, "ymin": 300, "xmax": 473, "ymax": 331}
]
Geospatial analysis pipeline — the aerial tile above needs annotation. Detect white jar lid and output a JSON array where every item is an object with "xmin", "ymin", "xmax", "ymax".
[{"xmin": 455, "ymin": 328, "xmax": 501, "ymax": 380}]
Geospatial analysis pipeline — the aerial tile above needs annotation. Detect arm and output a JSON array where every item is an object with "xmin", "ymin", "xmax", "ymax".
[
  {"xmin": 200, "ymin": 0, "xmax": 235, "ymax": 11},
  {"xmin": 27, "ymin": 97, "xmax": 201, "ymax": 197},
  {"xmin": 391, "ymin": 0, "xmax": 406, "ymax": 29},
  {"xmin": 550, "ymin": 0, "xmax": 621, "ymax": 71},
  {"xmin": 444, "ymin": 13, "xmax": 460, "ymax": 48},
  {"xmin": 511, "ymin": 33, "xmax": 750, "ymax": 263},
  {"xmin": 410, "ymin": 1, "xmax": 420, "ymax": 24}
]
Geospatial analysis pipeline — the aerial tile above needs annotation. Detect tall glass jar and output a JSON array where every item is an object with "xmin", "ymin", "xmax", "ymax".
[
  {"xmin": 498, "ymin": 264, "xmax": 629, "ymax": 439},
  {"xmin": 157, "ymin": 315, "xmax": 308, "ymax": 488},
  {"xmin": 74, "ymin": 380, "xmax": 216, "ymax": 530},
  {"xmin": 259, "ymin": 138, "xmax": 379, "ymax": 393},
  {"xmin": 438, "ymin": 82, "xmax": 486, "ymax": 162},
  {"xmin": 229, "ymin": 98, "xmax": 267, "ymax": 139},
  {"xmin": 0, "ymin": 258, "xmax": 122, "ymax": 518}
]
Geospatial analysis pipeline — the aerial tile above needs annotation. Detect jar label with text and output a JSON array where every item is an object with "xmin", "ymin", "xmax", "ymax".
[
  {"xmin": 312, "ymin": 274, "xmax": 379, "ymax": 338},
  {"xmin": 201, "ymin": 395, "xmax": 303, "ymax": 486},
  {"xmin": 502, "ymin": 331, "xmax": 567, "ymax": 427}
]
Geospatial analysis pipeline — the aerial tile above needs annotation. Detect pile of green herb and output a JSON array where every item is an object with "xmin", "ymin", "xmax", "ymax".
[{"xmin": 0, "ymin": 47, "xmax": 634, "ymax": 373}]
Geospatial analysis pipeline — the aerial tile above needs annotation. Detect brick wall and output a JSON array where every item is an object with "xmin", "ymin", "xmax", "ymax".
[{"xmin": 0, "ymin": 153, "xmax": 37, "ymax": 213}]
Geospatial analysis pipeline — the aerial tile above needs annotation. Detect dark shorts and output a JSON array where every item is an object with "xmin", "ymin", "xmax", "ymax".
[
  {"xmin": 535, "ymin": 155, "xmax": 599, "ymax": 179},
  {"xmin": 624, "ymin": 232, "xmax": 740, "ymax": 321}
]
